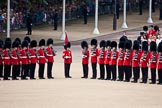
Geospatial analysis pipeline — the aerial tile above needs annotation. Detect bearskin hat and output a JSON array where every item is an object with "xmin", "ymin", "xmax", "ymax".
[
  {"xmin": 15, "ymin": 38, "xmax": 21, "ymax": 45},
  {"xmin": 90, "ymin": 39, "xmax": 97, "ymax": 46},
  {"xmin": 118, "ymin": 41, "xmax": 125, "ymax": 49},
  {"xmin": 154, "ymin": 25, "xmax": 159, "ymax": 32},
  {"xmin": 100, "ymin": 40, "xmax": 106, "ymax": 48},
  {"xmin": 106, "ymin": 40, "xmax": 111, "ymax": 47},
  {"xmin": 24, "ymin": 36, "xmax": 31, "ymax": 43},
  {"xmin": 64, "ymin": 42, "xmax": 71, "ymax": 49},
  {"xmin": 111, "ymin": 41, "xmax": 117, "ymax": 48},
  {"xmin": 5, "ymin": 38, "xmax": 11, "ymax": 43},
  {"xmin": 150, "ymin": 41, "xmax": 157, "ymax": 52},
  {"xmin": 47, "ymin": 38, "xmax": 53, "ymax": 46},
  {"xmin": 4, "ymin": 41, "xmax": 11, "ymax": 49},
  {"xmin": 143, "ymin": 26, "xmax": 148, "ymax": 31},
  {"xmin": 119, "ymin": 35, "xmax": 127, "ymax": 43},
  {"xmin": 12, "ymin": 41, "xmax": 19, "ymax": 48},
  {"xmin": 81, "ymin": 41, "xmax": 88, "ymax": 49},
  {"xmin": 158, "ymin": 42, "xmax": 162, "ymax": 52},
  {"xmin": 133, "ymin": 40, "xmax": 140, "ymax": 45},
  {"xmin": 0, "ymin": 39, "xmax": 3, "ymax": 48},
  {"xmin": 39, "ymin": 39, "xmax": 45, "ymax": 46},
  {"xmin": 125, "ymin": 40, "xmax": 132, "ymax": 49},
  {"xmin": 30, "ymin": 40, "xmax": 37, "ymax": 48},
  {"xmin": 142, "ymin": 41, "xmax": 148, "ymax": 51},
  {"xmin": 133, "ymin": 42, "xmax": 139, "ymax": 50},
  {"xmin": 140, "ymin": 32, "xmax": 145, "ymax": 36},
  {"xmin": 22, "ymin": 40, "xmax": 28, "ymax": 48}
]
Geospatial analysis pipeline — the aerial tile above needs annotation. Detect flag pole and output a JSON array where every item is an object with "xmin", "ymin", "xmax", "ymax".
[
  {"xmin": 93, "ymin": 0, "xmax": 100, "ymax": 34},
  {"xmin": 60, "ymin": 0, "xmax": 66, "ymax": 40},
  {"xmin": 121, "ymin": 0, "xmax": 128, "ymax": 29},
  {"xmin": 147, "ymin": 0, "xmax": 153, "ymax": 23},
  {"xmin": 7, "ymin": 0, "xmax": 10, "ymax": 38}
]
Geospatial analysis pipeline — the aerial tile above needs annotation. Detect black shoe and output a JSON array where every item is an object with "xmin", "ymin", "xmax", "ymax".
[
  {"xmin": 117, "ymin": 79, "xmax": 122, "ymax": 81},
  {"xmin": 12, "ymin": 78, "xmax": 19, "ymax": 80},
  {"xmin": 48, "ymin": 77, "xmax": 54, "ymax": 79},
  {"xmin": 81, "ymin": 76, "xmax": 86, "ymax": 78},
  {"xmin": 30, "ymin": 78, "xmax": 36, "ymax": 80},
  {"xmin": 65, "ymin": 76, "xmax": 72, "ymax": 78},
  {"xmin": 140, "ymin": 81, "xmax": 144, "ymax": 83},
  {"xmin": 91, "ymin": 77, "xmax": 96, "ymax": 79},
  {"xmin": 105, "ymin": 78, "xmax": 111, "ymax": 80},
  {"xmin": 111, "ymin": 79, "xmax": 116, "ymax": 81},
  {"xmin": 149, "ymin": 82, "xmax": 155, "ymax": 84},
  {"xmin": 124, "ymin": 80, "xmax": 129, "ymax": 82},
  {"xmin": 21, "ymin": 78, "xmax": 28, "ymax": 80},
  {"xmin": 157, "ymin": 82, "xmax": 162, "ymax": 85},
  {"xmin": 39, "ymin": 77, "xmax": 45, "ymax": 79},
  {"xmin": 131, "ymin": 80, "xmax": 137, "ymax": 83},
  {"xmin": 3, "ymin": 78, "xmax": 10, "ymax": 80}
]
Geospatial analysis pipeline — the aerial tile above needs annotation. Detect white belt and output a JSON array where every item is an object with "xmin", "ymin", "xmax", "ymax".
[
  {"xmin": 30, "ymin": 56, "xmax": 36, "ymax": 58},
  {"xmin": 4, "ymin": 57, "xmax": 10, "ymax": 59},
  {"xmin": 21, "ymin": 56, "xmax": 27, "ymax": 58}
]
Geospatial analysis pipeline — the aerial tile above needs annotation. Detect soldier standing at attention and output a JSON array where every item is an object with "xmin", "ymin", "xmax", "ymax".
[
  {"xmin": 139, "ymin": 0, "xmax": 143, "ymax": 15},
  {"xmin": 26, "ymin": 13, "xmax": 32, "ymax": 35},
  {"xmin": 46, "ymin": 39, "xmax": 56, "ymax": 79},
  {"xmin": 81, "ymin": 41, "xmax": 89, "ymax": 79},
  {"xmin": 62, "ymin": 42, "xmax": 72, "ymax": 78},
  {"xmin": 90, "ymin": 39, "xmax": 98, "ymax": 79},
  {"xmin": 38, "ymin": 39, "xmax": 46, "ymax": 79},
  {"xmin": 53, "ymin": 10, "xmax": 58, "ymax": 31},
  {"xmin": 157, "ymin": 41, "xmax": 162, "ymax": 85}
]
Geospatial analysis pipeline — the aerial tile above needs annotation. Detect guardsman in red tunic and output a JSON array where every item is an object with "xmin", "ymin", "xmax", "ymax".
[
  {"xmin": 123, "ymin": 40, "xmax": 133, "ymax": 82},
  {"xmin": 90, "ymin": 39, "xmax": 98, "ymax": 79},
  {"xmin": 81, "ymin": 41, "xmax": 89, "ymax": 78},
  {"xmin": 98, "ymin": 40, "xmax": 106, "ymax": 80},
  {"xmin": 131, "ymin": 40, "xmax": 142, "ymax": 83},
  {"xmin": 117, "ymin": 41, "xmax": 125, "ymax": 81},
  {"xmin": 14, "ymin": 38, "xmax": 21, "ymax": 77},
  {"xmin": 140, "ymin": 41, "xmax": 149, "ymax": 83},
  {"xmin": 11, "ymin": 41, "xmax": 19, "ymax": 80},
  {"xmin": 46, "ymin": 38, "xmax": 56, "ymax": 79},
  {"xmin": 104, "ymin": 40, "xmax": 111, "ymax": 80},
  {"xmin": 157, "ymin": 41, "xmax": 162, "ymax": 85},
  {"xmin": 3, "ymin": 41, "xmax": 11, "ymax": 80},
  {"xmin": 148, "ymin": 25, "xmax": 156, "ymax": 39},
  {"xmin": 0, "ymin": 39, "xmax": 3, "ymax": 78},
  {"xmin": 62, "ymin": 42, "xmax": 72, "ymax": 78},
  {"xmin": 38, "ymin": 39, "xmax": 46, "ymax": 79},
  {"xmin": 20, "ymin": 40, "xmax": 29, "ymax": 80},
  {"xmin": 143, "ymin": 26, "xmax": 149, "ymax": 40},
  {"xmin": 29, "ymin": 40, "xmax": 37, "ymax": 79},
  {"xmin": 109, "ymin": 41, "xmax": 119, "ymax": 81},
  {"xmin": 149, "ymin": 41, "xmax": 158, "ymax": 84}
]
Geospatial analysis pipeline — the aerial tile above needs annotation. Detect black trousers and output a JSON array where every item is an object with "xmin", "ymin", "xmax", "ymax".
[
  {"xmin": 12, "ymin": 65, "xmax": 19, "ymax": 79},
  {"xmin": 139, "ymin": 5, "xmax": 143, "ymax": 15},
  {"xmin": 111, "ymin": 65, "xmax": 116, "ymax": 80},
  {"xmin": 118, "ymin": 66, "xmax": 124, "ymax": 81},
  {"xmin": 99, "ymin": 64, "xmax": 105, "ymax": 79},
  {"xmin": 0, "ymin": 64, "xmax": 3, "ymax": 77},
  {"xmin": 17, "ymin": 64, "xmax": 21, "ymax": 77},
  {"xmin": 84, "ymin": 15, "xmax": 87, "ymax": 24},
  {"xmin": 123, "ymin": 66, "xmax": 131, "ymax": 81},
  {"xmin": 82, "ymin": 64, "xmax": 88, "ymax": 78},
  {"xmin": 64, "ymin": 63, "xmax": 71, "ymax": 77},
  {"xmin": 91, "ymin": 63, "xmax": 97, "ymax": 78},
  {"xmin": 47, "ymin": 62, "xmax": 53, "ymax": 78},
  {"xmin": 54, "ymin": 21, "xmax": 57, "ymax": 30},
  {"xmin": 4, "ymin": 65, "xmax": 10, "ymax": 79},
  {"xmin": 141, "ymin": 67, "xmax": 148, "ymax": 83},
  {"xmin": 151, "ymin": 68, "xmax": 156, "ymax": 83},
  {"xmin": 105, "ymin": 64, "xmax": 111, "ymax": 79},
  {"xmin": 27, "ymin": 25, "xmax": 32, "ymax": 35},
  {"xmin": 39, "ymin": 64, "xmax": 45, "ymax": 78},
  {"xmin": 7, "ymin": 65, "xmax": 11, "ymax": 77},
  {"xmin": 21, "ymin": 64, "xmax": 29, "ymax": 79},
  {"xmin": 158, "ymin": 69, "xmax": 162, "ymax": 84},
  {"xmin": 30, "ymin": 63, "xmax": 36, "ymax": 79},
  {"xmin": 133, "ymin": 67, "xmax": 140, "ymax": 82}
]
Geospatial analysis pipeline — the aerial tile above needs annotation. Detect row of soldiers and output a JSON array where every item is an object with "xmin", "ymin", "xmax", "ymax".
[
  {"xmin": 81, "ymin": 36, "xmax": 162, "ymax": 85},
  {"xmin": 0, "ymin": 37, "xmax": 59, "ymax": 80}
]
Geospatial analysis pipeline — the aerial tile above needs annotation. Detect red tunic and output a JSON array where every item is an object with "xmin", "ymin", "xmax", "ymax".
[
  {"xmin": 20, "ymin": 49, "xmax": 29, "ymax": 64},
  {"xmin": 90, "ymin": 48, "xmax": 99, "ymax": 63},
  {"xmin": 157, "ymin": 53, "xmax": 162, "ymax": 69},
  {"xmin": 3, "ymin": 50, "xmax": 11, "ymax": 65},
  {"xmin": 62, "ymin": 49, "xmax": 72, "ymax": 64},
  {"xmin": 109, "ymin": 50, "xmax": 119, "ymax": 65},
  {"xmin": 98, "ymin": 49, "xmax": 106, "ymax": 64},
  {"xmin": 149, "ymin": 51, "xmax": 158, "ymax": 68},
  {"xmin": 11, "ymin": 50, "xmax": 19, "ymax": 65},
  {"xmin": 132, "ymin": 50, "xmax": 142, "ymax": 67},
  {"xmin": 38, "ymin": 48, "xmax": 46, "ymax": 64},
  {"xmin": 148, "ymin": 29, "xmax": 156, "ymax": 38},
  {"xmin": 118, "ymin": 50, "xmax": 125, "ymax": 66},
  {"xmin": 29, "ymin": 49, "xmax": 37, "ymax": 64},
  {"xmin": 82, "ymin": 50, "xmax": 89, "ymax": 64},
  {"xmin": 140, "ymin": 51, "xmax": 150, "ymax": 68},
  {"xmin": 104, "ymin": 49, "xmax": 111, "ymax": 65},
  {"xmin": 46, "ymin": 47, "xmax": 54, "ymax": 63},
  {"xmin": 123, "ymin": 50, "xmax": 133, "ymax": 66}
]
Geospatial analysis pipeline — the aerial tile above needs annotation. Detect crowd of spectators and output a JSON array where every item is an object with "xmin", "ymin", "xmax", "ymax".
[{"xmin": 0, "ymin": 0, "xmax": 153, "ymax": 33}]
